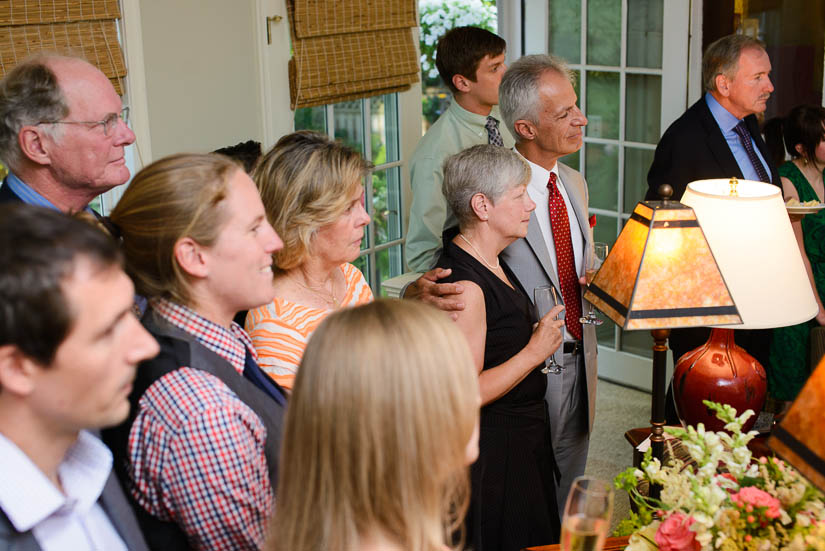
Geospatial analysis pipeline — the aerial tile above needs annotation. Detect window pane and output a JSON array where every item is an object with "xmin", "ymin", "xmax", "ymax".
[
  {"xmin": 625, "ymin": 74, "xmax": 661, "ymax": 144},
  {"xmin": 353, "ymin": 254, "xmax": 370, "ymax": 287},
  {"xmin": 585, "ymin": 71, "xmax": 619, "ymax": 140},
  {"xmin": 620, "ymin": 329, "xmax": 653, "ymax": 358},
  {"xmin": 623, "ymin": 147, "xmax": 655, "ymax": 212},
  {"xmin": 597, "ymin": 318, "xmax": 616, "ymax": 348},
  {"xmin": 334, "ymin": 100, "xmax": 364, "ymax": 154},
  {"xmin": 591, "ymin": 215, "xmax": 619, "ymax": 350},
  {"xmin": 372, "ymin": 167, "xmax": 402, "ymax": 245},
  {"xmin": 587, "ymin": 0, "xmax": 621, "ymax": 66},
  {"xmin": 560, "ymin": 150, "xmax": 580, "ymax": 172},
  {"xmin": 627, "ymin": 0, "xmax": 663, "ymax": 68},
  {"xmin": 592, "ymin": 213, "xmax": 618, "ymax": 249},
  {"xmin": 376, "ymin": 245, "xmax": 404, "ymax": 296},
  {"xmin": 371, "ymin": 94, "xmax": 400, "ymax": 164},
  {"xmin": 549, "ymin": 0, "xmax": 581, "ymax": 64},
  {"xmin": 294, "ymin": 106, "xmax": 326, "ymax": 133},
  {"xmin": 585, "ymin": 143, "xmax": 619, "ymax": 211}
]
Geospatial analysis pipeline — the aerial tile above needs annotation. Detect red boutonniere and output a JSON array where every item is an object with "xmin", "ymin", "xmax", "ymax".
[{"xmin": 589, "ymin": 214, "xmax": 597, "ymax": 228}]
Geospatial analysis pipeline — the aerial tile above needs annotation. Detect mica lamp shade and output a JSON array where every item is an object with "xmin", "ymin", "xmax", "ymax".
[
  {"xmin": 584, "ymin": 200, "xmax": 741, "ymax": 331},
  {"xmin": 769, "ymin": 357, "xmax": 825, "ymax": 492}
]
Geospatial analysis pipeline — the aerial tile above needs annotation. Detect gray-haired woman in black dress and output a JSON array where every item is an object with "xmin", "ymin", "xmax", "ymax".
[{"xmin": 436, "ymin": 144, "xmax": 564, "ymax": 550}]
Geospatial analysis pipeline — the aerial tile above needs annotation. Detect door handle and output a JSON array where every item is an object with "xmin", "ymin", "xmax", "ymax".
[{"xmin": 266, "ymin": 15, "xmax": 283, "ymax": 45}]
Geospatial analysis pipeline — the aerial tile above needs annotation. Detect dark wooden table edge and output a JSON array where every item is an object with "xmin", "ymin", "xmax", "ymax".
[{"xmin": 525, "ymin": 535, "xmax": 630, "ymax": 550}]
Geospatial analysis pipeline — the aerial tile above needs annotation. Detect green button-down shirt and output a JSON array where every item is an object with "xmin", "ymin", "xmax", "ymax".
[{"xmin": 405, "ymin": 99, "xmax": 515, "ymax": 271}]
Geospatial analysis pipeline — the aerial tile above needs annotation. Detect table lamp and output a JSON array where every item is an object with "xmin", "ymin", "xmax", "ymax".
[
  {"xmin": 768, "ymin": 356, "xmax": 825, "ymax": 491},
  {"xmin": 676, "ymin": 179, "xmax": 817, "ymax": 432},
  {"xmin": 583, "ymin": 186, "xmax": 741, "ymax": 498}
]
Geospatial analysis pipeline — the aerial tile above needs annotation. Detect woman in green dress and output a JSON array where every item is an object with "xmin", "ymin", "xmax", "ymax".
[{"xmin": 765, "ymin": 104, "xmax": 825, "ymax": 401}]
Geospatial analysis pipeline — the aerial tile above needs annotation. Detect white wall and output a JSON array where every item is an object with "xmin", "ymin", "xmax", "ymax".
[{"xmin": 137, "ymin": 0, "xmax": 265, "ymax": 158}]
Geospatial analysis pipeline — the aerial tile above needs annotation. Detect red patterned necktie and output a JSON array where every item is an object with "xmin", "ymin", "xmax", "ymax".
[{"xmin": 547, "ymin": 172, "xmax": 582, "ymax": 340}]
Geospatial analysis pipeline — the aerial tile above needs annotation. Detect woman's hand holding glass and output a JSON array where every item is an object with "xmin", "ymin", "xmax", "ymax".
[{"xmin": 528, "ymin": 288, "xmax": 565, "ymax": 374}]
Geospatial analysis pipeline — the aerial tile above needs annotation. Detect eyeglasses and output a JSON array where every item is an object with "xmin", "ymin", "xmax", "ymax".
[{"xmin": 38, "ymin": 107, "xmax": 130, "ymax": 137}]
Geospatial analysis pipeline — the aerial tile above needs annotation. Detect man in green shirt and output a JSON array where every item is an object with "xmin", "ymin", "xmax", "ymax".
[{"xmin": 405, "ymin": 26, "xmax": 515, "ymax": 272}]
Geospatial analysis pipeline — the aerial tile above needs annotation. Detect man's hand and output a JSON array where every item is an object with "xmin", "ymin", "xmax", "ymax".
[{"xmin": 403, "ymin": 267, "xmax": 465, "ymax": 320}]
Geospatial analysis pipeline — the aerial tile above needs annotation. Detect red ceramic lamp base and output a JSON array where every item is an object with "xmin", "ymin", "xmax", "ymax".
[{"xmin": 672, "ymin": 328, "xmax": 767, "ymax": 433}]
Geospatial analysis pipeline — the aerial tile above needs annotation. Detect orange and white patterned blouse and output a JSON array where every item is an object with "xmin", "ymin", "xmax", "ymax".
[{"xmin": 245, "ymin": 263, "xmax": 373, "ymax": 390}]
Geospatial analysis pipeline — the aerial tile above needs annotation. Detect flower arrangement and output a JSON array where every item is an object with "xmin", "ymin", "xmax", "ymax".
[{"xmin": 615, "ymin": 401, "xmax": 825, "ymax": 551}]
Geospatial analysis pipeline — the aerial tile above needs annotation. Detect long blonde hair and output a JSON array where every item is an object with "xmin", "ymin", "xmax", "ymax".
[
  {"xmin": 252, "ymin": 131, "xmax": 371, "ymax": 273},
  {"xmin": 110, "ymin": 153, "xmax": 240, "ymax": 305},
  {"xmin": 269, "ymin": 299, "xmax": 479, "ymax": 551}
]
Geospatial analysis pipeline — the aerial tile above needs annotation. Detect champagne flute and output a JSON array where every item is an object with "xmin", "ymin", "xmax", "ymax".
[
  {"xmin": 534, "ymin": 285, "xmax": 563, "ymax": 374},
  {"xmin": 580, "ymin": 242, "xmax": 608, "ymax": 325},
  {"xmin": 561, "ymin": 476, "xmax": 614, "ymax": 551}
]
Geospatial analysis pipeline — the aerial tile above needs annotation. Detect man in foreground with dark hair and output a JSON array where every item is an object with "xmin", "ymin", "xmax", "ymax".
[
  {"xmin": 0, "ymin": 203, "xmax": 158, "ymax": 549},
  {"xmin": 405, "ymin": 25, "xmax": 514, "ymax": 271},
  {"xmin": 0, "ymin": 54, "xmax": 135, "ymax": 213}
]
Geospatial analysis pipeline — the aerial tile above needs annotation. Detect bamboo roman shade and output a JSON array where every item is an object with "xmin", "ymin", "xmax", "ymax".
[
  {"xmin": 0, "ymin": 0, "xmax": 126, "ymax": 95},
  {"xmin": 287, "ymin": 0, "xmax": 419, "ymax": 109}
]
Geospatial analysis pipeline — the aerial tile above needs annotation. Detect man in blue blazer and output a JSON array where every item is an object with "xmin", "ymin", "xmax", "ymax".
[
  {"xmin": 645, "ymin": 35, "xmax": 780, "ymax": 419},
  {"xmin": 646, "ymin": 34, "xmax": 779, "ymax": 203}
]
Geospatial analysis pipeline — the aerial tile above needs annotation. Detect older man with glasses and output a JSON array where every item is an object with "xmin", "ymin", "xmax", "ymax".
[{"xmin": 0, "ymin": 54, "xmax": 135, "ymax": 213}]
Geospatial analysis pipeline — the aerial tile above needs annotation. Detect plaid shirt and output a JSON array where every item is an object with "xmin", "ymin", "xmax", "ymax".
[{"xmin": 127, "ymin": 298, "xmax": 273, "ymax": 551}]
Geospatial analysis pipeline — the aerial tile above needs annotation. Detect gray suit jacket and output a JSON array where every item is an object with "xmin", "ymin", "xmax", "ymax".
[{"xmin": 500, "ymin": 162, "xmax": 598, "ymax": 432}]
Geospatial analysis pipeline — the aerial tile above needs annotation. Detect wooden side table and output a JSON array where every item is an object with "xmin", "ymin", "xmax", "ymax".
[{"xmin": 624, "ymin": 426, "xmax": 771, "ymax": 469}]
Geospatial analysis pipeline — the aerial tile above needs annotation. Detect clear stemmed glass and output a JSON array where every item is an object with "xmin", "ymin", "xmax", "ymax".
[
  {"xmin": 580, "ymin": 242, "xmax": 608, "ymax": 326},
  {"xmin": 560, "ymin": 476, "xmax": 614, "ymax": 551},
  {"xmin": 534, "ymin": 285, "xmax": 563, "ymax": 374}
]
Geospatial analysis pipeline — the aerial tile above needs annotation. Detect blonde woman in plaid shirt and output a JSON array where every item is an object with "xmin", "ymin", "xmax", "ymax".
[{"xmin": 103, "ymin": 153, "xmax": 287, "ymax": 551}]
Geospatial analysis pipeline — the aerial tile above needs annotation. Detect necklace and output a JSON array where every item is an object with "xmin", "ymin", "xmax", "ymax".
[
  {"xmin": 288, "ymin": 272, "xmax": 340, "ymax": 308},
  {"xmin": 458, "ymin": 233, "xmax": 500, "ymax": 270}
]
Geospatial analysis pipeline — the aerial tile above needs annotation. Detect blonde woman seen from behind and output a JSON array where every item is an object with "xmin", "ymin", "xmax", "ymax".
[
  {"xmin": 246, "ymin": 131, "xmax": 373, "ymax": 391},
  {"xmin": 268, "ymin": 299, "xmax": 480, "ymax": 551}
]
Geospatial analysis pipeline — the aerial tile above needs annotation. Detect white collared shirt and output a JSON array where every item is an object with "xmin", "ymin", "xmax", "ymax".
[
  {"xmin": 517, "ymin": 151, "xmax": 585, "ymax": 341},
  {"xmin": 0, "ymin": 430, "xmax": 128, "ymax": 551}
]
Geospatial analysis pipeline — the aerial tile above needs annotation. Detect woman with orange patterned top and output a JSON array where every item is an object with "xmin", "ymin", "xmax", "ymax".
[{"xmin": 245, "ymin": 131, "xmax": 373, "ymax": 390}]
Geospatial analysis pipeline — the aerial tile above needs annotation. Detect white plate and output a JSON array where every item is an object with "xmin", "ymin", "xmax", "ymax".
[{"xmin": 786, "ymin": 204, "xmax": 825, "ymax": 214}]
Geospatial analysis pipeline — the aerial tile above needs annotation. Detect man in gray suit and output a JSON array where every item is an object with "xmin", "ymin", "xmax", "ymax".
[
  {"xmin": 0, "ymin": 204, "xmax": 158, "ymax": 550},
  {"xmin": 411, "ymin": 54, "xmax": 597, "ymax": 515},
  {"xmin": 498, "ymin": 54, "xmax": 596, "ymax": 513}
]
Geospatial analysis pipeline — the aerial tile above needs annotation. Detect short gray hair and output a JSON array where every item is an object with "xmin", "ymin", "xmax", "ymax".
[
  {"xmin": 0, "ymin": 55, "xmax": 69, "ymax": 171},
  {"xmin": 702, "ymin": 34, "xmax": 765, "ymax": 93},
  {"xmin": 442, "ymin": 144, "xmax": 531, "ymax": 228},
  {"xmin": 499, "ymin": 54, "xmax": 576, "ymax": 143}
]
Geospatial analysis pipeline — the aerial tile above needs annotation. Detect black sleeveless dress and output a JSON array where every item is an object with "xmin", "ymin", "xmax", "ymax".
[{"xmin": 436, "ymin": 230, "xmax": 560, "ymax": 551}]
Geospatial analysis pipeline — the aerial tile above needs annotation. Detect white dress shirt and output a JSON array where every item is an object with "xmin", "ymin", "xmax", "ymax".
[
  {"xmin": 517, "ymin": 151, "xmax": 585, "ymax": 341},
  {"xmin": 0, "ymin": 430, "xmax": 128, "ymax": 551}
]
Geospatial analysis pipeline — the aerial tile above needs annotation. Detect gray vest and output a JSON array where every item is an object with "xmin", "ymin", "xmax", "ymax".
[{"xmin": 103, "ymin": 309, "xmax": 285, "ymax": 550}]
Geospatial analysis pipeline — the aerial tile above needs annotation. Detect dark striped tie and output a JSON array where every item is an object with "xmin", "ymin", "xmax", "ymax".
[{"xmin": 732, "ymin": 121, "xmax": 770, "ymax": 183}]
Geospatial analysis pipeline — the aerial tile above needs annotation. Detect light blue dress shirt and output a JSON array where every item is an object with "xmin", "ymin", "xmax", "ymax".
[
  {"xmin": 705, "ymin": 92, "xmax": 771, "ymax": 183},
  {"xmin": 3, "ymin": 172, "xmax": 61, "ymax": 209}
]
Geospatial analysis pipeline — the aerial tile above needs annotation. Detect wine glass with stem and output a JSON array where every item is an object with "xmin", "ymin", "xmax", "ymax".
[
  {"xmin": 560, "ymin": 475, "xmax": 614, "ymax": 551},
  {"xmin": 534, "ymin": 284, "xmax": 563, "ymax": 374},
  {"xmin": 580, "ymin": 242, "xmax": 608, "ymax": 326}
]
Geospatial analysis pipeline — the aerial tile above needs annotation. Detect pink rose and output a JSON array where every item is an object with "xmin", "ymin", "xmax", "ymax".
[
  {"xmin": 731, "ymin": 487, "xmax": 781, "ymax": 519},
  {"xmin": 654, "ymin": 513, "xmax": 700, "ymax": 551}
]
